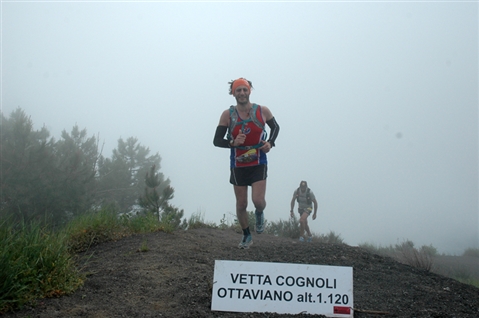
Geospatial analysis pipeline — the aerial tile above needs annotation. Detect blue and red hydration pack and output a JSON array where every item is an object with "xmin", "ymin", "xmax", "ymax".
[{"xmin": 228, "ymin": 103, "xmax": 268, "ymax": 168}]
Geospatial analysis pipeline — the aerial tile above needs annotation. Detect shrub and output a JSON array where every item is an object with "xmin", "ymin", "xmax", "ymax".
[
  {"xmin": 359, "ymin": 243, "xmax": 396, "ymax": 257},
  {"xmin": 1, "ymin": 206, "xmax": 187, "ymax": 313},
  {"xmin": 264, "ymin": 215, "xmax": 343, "ymax": 244},
  {"xmin": 316, "ymin": 231, "xmax": 344, "ymax": 244},
  {"xmin": 396, "ymin": 241, "xmax": 433, "ymax": 271},
  {"xmin": 0, "ymin": 219, "xmax": 83, "ymax": 313},
  {"xmin": 463, "ymin": 248, "xmax": 479, "ymax": 258},
  {"xmin": 123, "ymin": 211, "xmax": 166, "ymax": 233},
  {"xmin": 420, "ymin": 244, "xmax": 438, "ymax": 257},
  {"xmin": 158, "ymin": 206, "xmax": 185, "ymax": 233},
  {"xmin": 359, "ymin": 240, "xmax": 434, "ymax": 271},
  {"xmin": 65, "ymin": 207, "xmax": 126, "ymax": 253},
  {"xmin": 265, "ymin": 215, "xmax": 299, "ymax": 238},
  {"xmin": 185, "ymin": 210, "xmax": 217, "ymax": 230}
]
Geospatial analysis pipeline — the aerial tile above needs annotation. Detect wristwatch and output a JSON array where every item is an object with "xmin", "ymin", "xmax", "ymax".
[{"xmin": 229, "ymin": 140, "xmax": 235, "ymax": 147}]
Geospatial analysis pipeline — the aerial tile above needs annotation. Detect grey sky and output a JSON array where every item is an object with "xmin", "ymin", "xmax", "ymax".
[{"xmin": 2, "ymin": 1, "xmax": 477, "ymax": 254}]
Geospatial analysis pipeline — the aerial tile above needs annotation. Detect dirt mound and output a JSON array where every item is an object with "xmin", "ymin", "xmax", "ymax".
[{"xmin": 4, "ymin": 228, "xmax": 479, "ymax": 317}]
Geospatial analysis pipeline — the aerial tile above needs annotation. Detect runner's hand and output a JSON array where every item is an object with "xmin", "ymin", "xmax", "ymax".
[
  {"xmin": 259, "ymin": 140, "xmax": 271, "ymax": 153},
  {"xmin": 235, "ymin": 130, "xmax": 246, "ymax": 146}
]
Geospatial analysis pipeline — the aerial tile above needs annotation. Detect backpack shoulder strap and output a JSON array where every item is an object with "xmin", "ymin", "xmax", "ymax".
[
  {"xmin": 227, "ymin": 104, "xmax": 267, "ymax": 148},
  {"xmin": 227, "ymin": 105, "xmax": 237, "ymax": 139},
  {"xmin": 250, "ymin": 104, "xmax": 265, "ymax": 130}
]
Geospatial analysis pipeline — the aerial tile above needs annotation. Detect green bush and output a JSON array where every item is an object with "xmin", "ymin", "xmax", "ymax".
[
  {"xmin": 1, "ymin": 206, "xmax": 188, "ymax": 313},
  {"xmin": 159, "ymin": 206, "xmax": 185, "ymax": 232},
  {"xmin": 264, "ymin": 215, "xmax": 344, "ymax": 244},
  {"xmin": 316, "ymin": 231, "xmax": 344, "ymax": 244},
  {"xmin": 185, "ymin": 210, "xmax": 217, "ymax": 230},
  {"xmin": 65, "ymin": 205, "xmax": 186, "ymax": 253},
  {"xmin": 396, "ymin": 241, "xmax": 433, "ymax": 271},
  {"xmin": 65, "ymin": 207, "xmax": 127, "ymax": 253},
  {"xmin": 212, "ymin": 213, "xmax": 241, "ymax": 231},
  {"xmin": 0, "ymin": 219, "xmax": 83, "ymax": 314},
  {"xmin": 359, "ymin": 242, "xmax": 396, "ymax": 257},
  {"xmin": 122, "ymin": 211, "xmax": 156, "ymax": 233},
  {"xmin": 266, "ymin": 215, "xmax": 300, "ymax": 238},
  {"xmin": 463, "ymin": 248, "xmax": 479, "ymax": 258},
  {"xmin": 359, "ymin": 240, "xmax": 433, "ymax": 271}
]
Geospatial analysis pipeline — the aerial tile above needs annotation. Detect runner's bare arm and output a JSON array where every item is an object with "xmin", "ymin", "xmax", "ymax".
[
  {"xmin": 261, "ymin": 106, "xmax": 274, "ymax": 122},
  {"xmin": 218, "ymin": 109, "xmax": 230, "ymax": 126}
]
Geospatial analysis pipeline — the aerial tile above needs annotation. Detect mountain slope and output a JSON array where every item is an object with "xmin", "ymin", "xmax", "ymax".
[{"xmin": 4, "ymin": 227, "xmax": 479, "ymax": 317}]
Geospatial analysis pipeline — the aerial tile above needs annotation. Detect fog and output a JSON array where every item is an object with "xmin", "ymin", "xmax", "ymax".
[{"xmin": 2, "ymin": 1, "xmax": 477, "ymax": 254}]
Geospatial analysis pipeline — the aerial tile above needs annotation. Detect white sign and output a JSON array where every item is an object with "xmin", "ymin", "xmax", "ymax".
[{"xmin": 211, "ymin": 260, "xmax": 353, "ymax": 317}]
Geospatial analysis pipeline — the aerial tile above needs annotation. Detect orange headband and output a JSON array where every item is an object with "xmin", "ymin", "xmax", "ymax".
[{"xmin": 232, "ymin": 78, "xmax": 251, "ymax": 94}]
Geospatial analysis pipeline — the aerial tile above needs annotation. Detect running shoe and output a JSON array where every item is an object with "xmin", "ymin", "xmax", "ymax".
[
  {"xmin": 255, "ymin": 211, "xmax": 264, "ymax": 234},
  {"xmin": 299, "ymin": 236, "xmax": 305, "ymax": 242},
  {"xmin": 238, "ymin": 234, "xmax": 253, "ymax": 249},
  {"xmin": 307, "ymin": 236, "xmax": 313, "ymax": 243}
]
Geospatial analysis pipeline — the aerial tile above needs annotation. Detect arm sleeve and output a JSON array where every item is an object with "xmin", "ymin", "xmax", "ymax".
[
  {"xmin": 266, "ymin": 117, "xmax": 280, "ymax": 147},
  {"xmin": 213, "ymin": 125, "xmax": 230, "ymax": 148}
]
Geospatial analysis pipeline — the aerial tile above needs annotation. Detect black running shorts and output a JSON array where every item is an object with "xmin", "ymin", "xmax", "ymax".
[{"xmin": 230, "ymin": 164, "xmax": 267, "ymax": 186}]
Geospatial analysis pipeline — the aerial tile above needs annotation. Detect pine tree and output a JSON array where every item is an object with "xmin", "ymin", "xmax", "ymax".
[
  {"xmin": 138, "ymin": 165, "xmax": 174, "ymax": 219},
  {"xmin": 97, "ymin": 137, "xmax": 164, "ymax": 214}
]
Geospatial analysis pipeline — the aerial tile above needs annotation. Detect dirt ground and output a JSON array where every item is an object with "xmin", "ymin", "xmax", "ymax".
[{"xmin": 3, "ymin": 227, "xmax": 479, "ymax": 318}]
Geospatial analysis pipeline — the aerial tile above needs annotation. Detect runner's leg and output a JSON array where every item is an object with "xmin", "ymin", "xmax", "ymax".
[
  {"xmin": 251, "ymin": 179, "xmax": 266, "ymax": 211},
  {"xmin": 299, "ymin": 211, "xmax": 309, "ymax": 237},
  {"xmin": 251, "ymin": 179, "xmax": 266, "ymax": 233},
  {"xmin": 303, "ymin": 215, "xmax": 312, "ymax": 237},
  {"xmin": 234, "ymin": 185, "xmax": 249, "ymax": 229}
]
